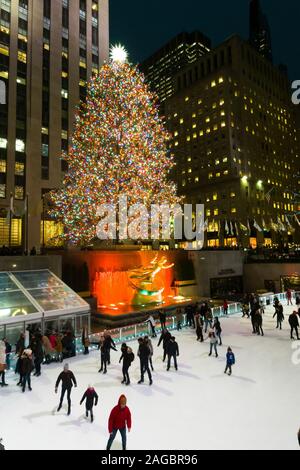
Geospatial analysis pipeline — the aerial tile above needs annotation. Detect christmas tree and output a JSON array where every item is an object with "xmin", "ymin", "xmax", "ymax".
[{"xmin": 50, "ymin": 46, "xmax": 179, "ymax": 245}]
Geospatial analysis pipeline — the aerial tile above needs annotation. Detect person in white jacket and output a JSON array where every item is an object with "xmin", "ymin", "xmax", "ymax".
[{"xmin": 0, "ymin": 340, "xmax": 8, "ymax": 387}]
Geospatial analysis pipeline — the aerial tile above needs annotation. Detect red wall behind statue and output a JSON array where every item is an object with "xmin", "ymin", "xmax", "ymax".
[{"xmin": 62, "ymin": 250, "xmax": 181, "ymax": 308}]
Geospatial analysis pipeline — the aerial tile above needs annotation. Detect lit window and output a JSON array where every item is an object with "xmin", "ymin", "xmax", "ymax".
[
  {"xmin": 174, "ymin": 141, "xmax": 179, "ymax": 146},
  {"xmin": 193, "ymin": 133, "xmax": 197, "ymax": 139},
  {"xmin": 15, "ymin": 163, "xmax": 24, "ymax": 176},
  {"xmin": 212, "ymin": 103, "xmax": 217, "ymax": 109},
  {"xmin": 0, "ymin": 184, "xmax": 5, "ymax": 198},
  {"xmin": 223, "ymin": 157, "xmax": 228, "ymax": 163},
  {"xmin": 220, "ymin": 99, "xmax": 225, "ymax": 106},
  {"xmin": 206, "ymin": 128, "xmax": 211, "ymax": 134},
  {"xmin": 206, "ymin": 209, "xmax": 211, "ymax": 216},
  {"xmin": 0, "ymin": 138, "xmax": 7, "ymax": 149},
  {"xmin": 206, "ymin": 117, "xmax": 210, "ymax": 123},
  {"xmin": 224, "ymin": 170, "xmax": 228, "ymax": 175},
  {"xmin": 215, "ymin": 160, "xmax": 220, "ymax": 165},
  {"xmin": 174, "ymin": 131, "xmax": 178, "ymax": 137},
  {"xmin": 213, "ymin": 124, "xmax": 218, "ymax": 131},
  {"xmin": 213, "ymin": 194, "xmax": 218, "ymax": 201},
  {"xmin": 185, "ymin": 96, "xmax": 189, "ymax": 102},
  {"xmin": 221, "ymin": 122, "xmax": 226, "ymax": 128},
  {"xmin": 192, "ymin": 123, "xmax": 197, "ymax": 129},
  {"xmin": 216, "ymin": 172, "xmax": 221, "ymax": 177},
  {"xmin": 61, "ymin": 89, "xmax": 68, "ymax": 99},
  {"xmin": 208, "ymin": 173, "xmax": 213, "ymax": 179},
  {"xmin": 18, "ymin": 51, "xmax": 27, "ymax": 63},
  {"xmin": 188, "ymin": 168, "xmax": 192, "ymax": 173},
  {"xmin": 218, "ymin": 77, "xmax": 224, "ymax": 84},
  {"xmin": 186, "ymin": 136, "xmax": 190, "ymax": 142},
  {"xmin": 211, "ymin": 81, "xmax": 216, "ymax": 88},
  {"xmin": 199, "ymin": 130, "xmax": 204, "ymax": 137},
  {"xmin": 180, "ymin": 118, "xmax": 184, "ymax": 124},
  {"xmin": 15, "ymin": 186, "xmax": 24, "ymax": 200},
  {"xmin": 230, "ymin": 192, "xmax": 236, "ymax": 198},
  {"xmin": 195, "ymin": 177, "xmax": 199, "ymax": 183},
  {"xmin": 16, "ymin": 139, "xmax": 25, "ymax": 152},
  {"xmin": 0, "ymin": 160, "xmax": 6, "ymax": 173},
  {"xmin": 214, "ymin": 209, "xmax": 219, "ymax": 216},
  {"xmin": 231, "ymin": 208, "xmax": 237, "ymax": 213},
  {"xmin": 198, "ymin": 99, "xmax": 202, "ymax": 105}
]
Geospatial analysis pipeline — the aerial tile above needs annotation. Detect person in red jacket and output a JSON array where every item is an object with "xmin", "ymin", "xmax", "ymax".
[{"xmin": 106, "ymin": 395, "xmax": 131, "ymax": 451}]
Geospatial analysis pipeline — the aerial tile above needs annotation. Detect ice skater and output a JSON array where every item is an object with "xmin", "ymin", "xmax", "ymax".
[
  {"xmin": 20, "ymin": 349, "xmax": 34, "ymax": 392},
  {"xmin": 287, "ymin": 288, "xmax": 293, "ymax": 306},
  {"xmin": 195, "ymin": 313, "xmax": 204, "ymax": 342},
  {"xmin": 0, "ymin": 340, "xmax": 8, "ymax": 387},
  {"xmin": 106, "ymin": 395, "xmax": 131, "ymax": 451},
  {"xmin": 208, "ymin": 331, "xmax": 218, "ymax": 358},
  {"xmin": 103, "ymin": 331, "xmax": 117, "ymax": 366},
  {"xmin": 137, "ymin": 338, "xmax": 152, "ymax": 385},
  {"xmin": 254, "ymin": 309, "xmax": 264, "ymax": 336},
  {"xmin": 80, "ymin": 385, "xmax": 98, "ymax": 422},
  {"xmin": 213, "ymin": 317, "xmax": 222, "ymax": 346},
  {"xmin": 166, "ymin": 336, "xmax": 179, "ymax": 371},
  {"xmin": 55, "ymin": 364, "xmax": 77, "ymax": 415},
  {"xmin": 273, "ymin": 302, "xmax": 284, "ymax": 329},
  {"xmin": 157, "ymin": 328, "xmax": 171, "ymax": 362},
  {"xmin": 119, "ymin": 343, "xmax": 134, "ymax": 385},
  {"xmin": 144, "ymin": 336, "xmax": 154, "ymax": 371},
  {"xmin": 289, "ymin": 311, "xmax": 300, "ymax": 340},
  {"xmin": 224, "ymin": 347, "xmax": 235, "ymax": 376},
  {"xmin": 146, "ymin": 315, "xmax": 157, "ymax": 338}
]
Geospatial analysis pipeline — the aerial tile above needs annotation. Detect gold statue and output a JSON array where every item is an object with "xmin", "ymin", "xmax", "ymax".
[{"xmin": 128, "ymin": 255, "xmax": 174, "ymax": 306}]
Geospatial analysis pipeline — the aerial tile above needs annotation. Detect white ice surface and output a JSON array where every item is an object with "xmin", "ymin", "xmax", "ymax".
[{"xmin": 1, "ymin": 303, "xmax": 300, "ymax": 450}]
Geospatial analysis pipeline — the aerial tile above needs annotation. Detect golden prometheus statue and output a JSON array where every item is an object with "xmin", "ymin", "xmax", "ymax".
[{"xmin": 128, "ymin": 255, "xmax": 174, "ymax": 306}]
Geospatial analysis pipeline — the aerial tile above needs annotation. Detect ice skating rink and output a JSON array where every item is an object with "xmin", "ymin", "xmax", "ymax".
[{"xmin": 1, "ymin": 303, "xmax": 300, "ymax": 450}]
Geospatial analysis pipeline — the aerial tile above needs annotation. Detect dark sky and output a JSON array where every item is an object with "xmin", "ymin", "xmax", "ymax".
[{"xmin": 110, "ymin": 0, "xmax": 300, "ymax": 80}]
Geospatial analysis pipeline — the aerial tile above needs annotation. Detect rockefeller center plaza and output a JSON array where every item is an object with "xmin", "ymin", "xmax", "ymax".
[{"xmin": 1, "ymin": 0, "xmax": 300, "ymax": 456}]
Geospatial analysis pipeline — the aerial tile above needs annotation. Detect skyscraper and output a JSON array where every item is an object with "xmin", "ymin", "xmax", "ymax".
[
  {"xmin": 249, "ymin": 0, "xmax": 273, "ymax": 62},
  {"xmin": 140, "ymin": 31, "xmax": 211, "ymax": 105},
  {"xmin": 0, "ymin": 0, "xmax": 109, "ymax": 251},
  {"xmin": 164, "ymin": 35, "xmax": 300, "ymax": 248}
]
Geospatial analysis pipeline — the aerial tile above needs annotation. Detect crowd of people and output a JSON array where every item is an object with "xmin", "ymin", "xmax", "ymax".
[{"xmin": 1, "ymin": 289, "xmax": 299, "ymax": 450}]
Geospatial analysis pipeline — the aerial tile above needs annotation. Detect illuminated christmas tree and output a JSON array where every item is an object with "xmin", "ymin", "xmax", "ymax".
[{"xmin": 50, "ymin": 45, "xmax": 179, "ymax": 245}]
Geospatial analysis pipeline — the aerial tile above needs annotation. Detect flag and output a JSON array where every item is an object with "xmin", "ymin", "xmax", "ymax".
[
  {"xmin": 225, "ymin": 220, "xmax": 229, "ymax": 234},
  {"xmin": 270, "ymin": 219, "xmax": 278, "ymax": 232},
  {"xmin": 295, "ymin": 215, "xmax": 300, "ymax": 227},
  {"xmin": 235, "ymin": 222, "xmax": 239, "ymax": 235},
  {"xmin": 285, "ymin": 215, "xmax": 292, "ymax": 228},
  {"xmin": 247, "ymin": 219, "xmax": 251, "ymax": 235},
  {"xmin": 265, "ymin": 187, "xmax": 274, "ymax": 203},
  {"xmin": 277, "ymin": 216, "xmax": 286, "ymax": 231},
  {"xmin": 262, "ymin": 218, "xmax": 267, "ymax": 231},
  {"xmin": 230, "ymin": 221, "xmax": 234, "ymax": 234},
  {"xmin": 10, "ymin": 194, "xmax": 14, "ymax": 215},
  {"xmin": 240, "ymin": 222, "xmax": 248, "ymax": 232},
  {"xmin": 253, "ymin": 219, "xmax": 262, "ymax": 232}
]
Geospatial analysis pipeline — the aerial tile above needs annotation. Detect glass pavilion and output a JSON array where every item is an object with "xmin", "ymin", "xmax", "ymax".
[{"xmin": 0, "ymin": 270, "xmax": 90, "ymax": 347}]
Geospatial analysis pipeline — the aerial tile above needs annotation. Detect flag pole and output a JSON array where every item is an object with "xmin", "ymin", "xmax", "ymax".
[
  {"xmin": 26, "ymin": 193, "xmax": 29, "ymax": 256},
  {"xmin": 42, "ymin": 195, "xmax": 45, "ymax": 254},
  {"xmin": 8, "ymin": 193, "xmax": 13, "ymax": 249}
]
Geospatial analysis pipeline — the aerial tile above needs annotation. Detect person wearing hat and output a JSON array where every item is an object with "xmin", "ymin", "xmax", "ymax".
[
  {"xmin": 106, "ymin": 395, "xmax": 132, "ymax": 451},
  {"xmin": 20, "ymin": 349, "xmax": 34, "ymax": 392},
  {"xmin": 55, "ymin": 364, "xmax": 77, "ymax": 415}
]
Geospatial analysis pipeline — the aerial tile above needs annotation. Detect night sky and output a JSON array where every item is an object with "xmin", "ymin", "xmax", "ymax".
[{"xmin": 110, "ymin": 0, "xmax": 300, "ymax": 81}]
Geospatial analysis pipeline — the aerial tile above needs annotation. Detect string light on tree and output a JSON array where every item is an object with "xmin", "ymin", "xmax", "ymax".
[{"xmin": 50, "ymin": 47, "xmax": 179, "ymax": 245}]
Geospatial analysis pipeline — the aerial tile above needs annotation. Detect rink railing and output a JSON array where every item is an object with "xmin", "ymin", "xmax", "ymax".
[{"xmin": 86, "ymin": 302, "xmax": 242, "ymax": 351}]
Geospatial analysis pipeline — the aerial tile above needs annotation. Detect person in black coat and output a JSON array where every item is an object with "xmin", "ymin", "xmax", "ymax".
[
  {"xmin": 159, "ymin": 310, "xmax": 166, "ymax": 330},
  {"xmin": 119, "ymin": 343, "xmax": 134, "ymax": 386},
  {"xmin": 55, "ymin": 364, "xmax": 77, "ymax": 415},
  {"xmin": 273, "ymin": 302, "xmax": 284, "ymax": 330},
  {"xmin": 30, "ymin": 334, "xmax": 44, "ymax": 377},
  {"xmin": 254, "ymin": 310, "xmax": 264, "ymax": 336},
  {"xmin": 137, "ymin": 338, "xmax": 152, "ymax": 385},
  {"xmin": 166, "ymin": 337, "xmax": 179, "ymax": 371},
  {"xmin": 250, "ymin": 304, "xmax": 259, "ymax": 334},
  {"xmin": 20, "ymin": 349, "xmax": 34, "ymax": 392},
  {"xmin": 213, "ymin": 318, "xmax": 222, "ymax": 346},
  {"xmin": 157, "ymin": 329, "xmax": 172, "ymax": 362},
  {"xmin": 103, "ymin": 332, "xmax": 117, "ymax": 366},
  {"xmin": 289, "ymin": 311, "xmax": 300, "ymax": 340},
  {"xmin": 80, "ymin": 386, "xmax": 98, "ymax": 422},
  {"xmin": 195, "ymin": 314, "xmax": 204, "ymax": 342}
]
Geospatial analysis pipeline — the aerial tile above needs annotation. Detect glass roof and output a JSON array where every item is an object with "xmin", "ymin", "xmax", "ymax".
[{"xmin": 0, "ymin": 270, "xmax": 89, "ymax": 323}]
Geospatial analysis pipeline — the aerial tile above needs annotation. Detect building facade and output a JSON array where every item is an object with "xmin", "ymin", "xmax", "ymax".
[
  {"xmin": 164, "ymin": 35, "xmax": 300, "ymax": 248},
  {"xmin": 249, "ymin": 0, "xmax": 273, "ymax": 63},
  {"xmin": 140, "ymin": 31, "xmax": 211, "ymax": 105},
  {"xmin": 0, "ymin": 0, "xmax": 109, "ymax": 252}
]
